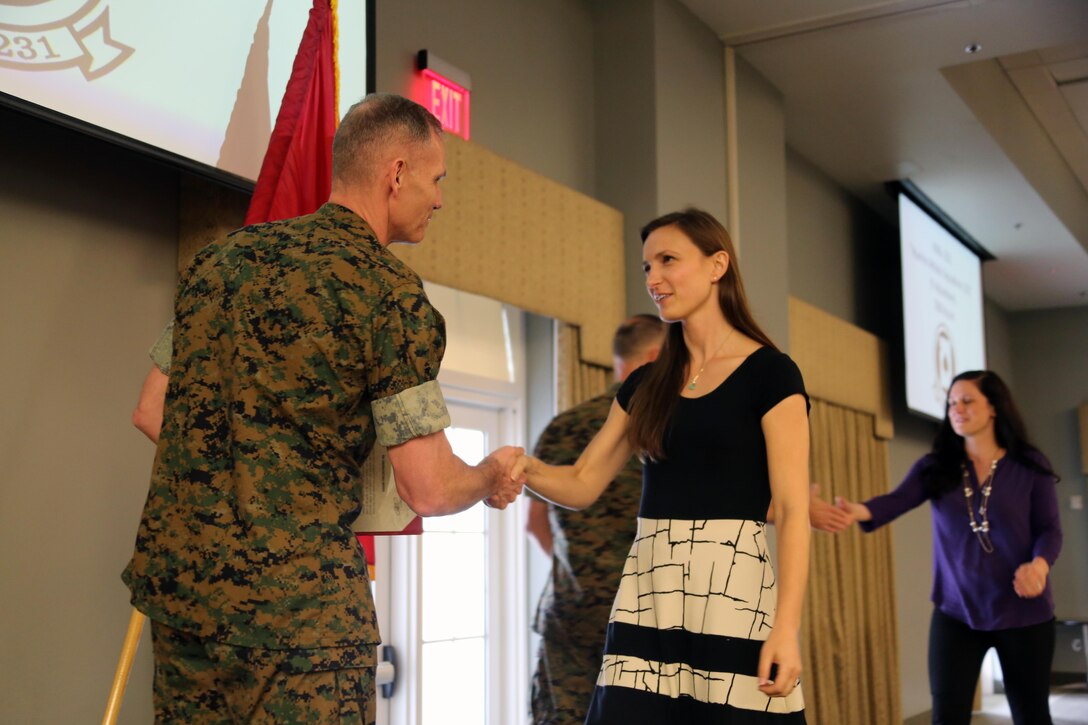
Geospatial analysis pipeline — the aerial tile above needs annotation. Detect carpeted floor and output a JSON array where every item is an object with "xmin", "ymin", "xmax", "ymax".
[
  {"xmin": 903, "ymin": 684, "xmax": 1088, "ymax": 724},
  {"xmin": 969, "ymin": 684, "xmax": 1088, "ymax": 724}
]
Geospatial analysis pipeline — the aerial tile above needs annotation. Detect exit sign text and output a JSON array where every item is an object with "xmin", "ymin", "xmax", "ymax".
[{"xmin": 422, "ymin": 69, "xmax": 470, "ymax": 140}]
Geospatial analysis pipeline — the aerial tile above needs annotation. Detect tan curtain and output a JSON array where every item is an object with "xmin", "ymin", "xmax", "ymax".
[
  {"xmin": 555, "ymin": 322, "xmax": 611, "ymax": 411},
  {"xmin": 802, "ymin": 399, "xmax": 901, "ymax": 725}
]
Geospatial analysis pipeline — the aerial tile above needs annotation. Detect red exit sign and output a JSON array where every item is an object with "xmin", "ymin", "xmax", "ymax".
[{"xmin": 421, "ymin": 69, "xmax": 470, "ymax": 140}]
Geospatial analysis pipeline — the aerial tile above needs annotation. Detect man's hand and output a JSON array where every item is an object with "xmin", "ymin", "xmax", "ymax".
[
  {"xmin": 482, "ymin": 445, "xmax": 525, "ymax": 509},
  {"xmin": 1013, "ymin": 557, "xmax": 1049, "ymax": 599},
  {"xmin": 809, "ymin": 484, "xmax": 854, "ymax": 532}
]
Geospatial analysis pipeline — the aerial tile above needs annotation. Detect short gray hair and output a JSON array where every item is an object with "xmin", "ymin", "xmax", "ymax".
[
  {"xmin": 612, "ymin": 314, "xmax": 666, "ymax": 362},
  {"xmin": 332, "ymin": 93, "xmax": 443, "ymax": 183}
]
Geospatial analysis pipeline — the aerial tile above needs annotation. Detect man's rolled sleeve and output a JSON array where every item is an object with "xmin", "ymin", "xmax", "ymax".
[
  {"xmin": 149, "ymin": 320, "xmax": 174, "ymax": 374},
  {"xmin": 367, "ymin": 283, "xmax": 448, "ymax": 446},
  {"xmin": 372, "ymin": 380, "xmax": 451, "ymax": 446}
]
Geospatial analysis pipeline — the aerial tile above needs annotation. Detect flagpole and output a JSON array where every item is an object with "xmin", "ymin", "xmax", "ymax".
[{"xmin": 102, "ymin": 609, "xmax": 146, "ymax": 725}]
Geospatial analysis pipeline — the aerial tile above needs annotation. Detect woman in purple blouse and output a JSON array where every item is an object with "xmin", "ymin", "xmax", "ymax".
[{"xmin": 836, "ymin": 369, "xmax": 1062, "ymax": 725}]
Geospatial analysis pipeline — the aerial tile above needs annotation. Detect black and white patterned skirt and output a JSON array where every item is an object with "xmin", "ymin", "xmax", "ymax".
[{"xmin": 586, "ymin": 517, "xmax": 806, "ymax": 723}]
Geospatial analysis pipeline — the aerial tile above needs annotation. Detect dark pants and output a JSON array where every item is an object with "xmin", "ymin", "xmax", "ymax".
[
  {"xmin": 151, "ymin": 621, "xmax": 376, "ymax": 724},
  {"xmin": 928, "ymin": 608, "xmax": 1054, "ymax": 725}
]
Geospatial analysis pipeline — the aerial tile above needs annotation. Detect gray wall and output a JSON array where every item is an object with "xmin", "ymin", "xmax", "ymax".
[
  {"xmin": 1008, "ymin": 305, "xmax": 1088, "ymax": 621},
  {"xmin": 652, "ymin": 0, "xmax": 727, "ymax": 223},
  {"xmin": 985, "ymin": 298, "xmax": 1016, "ymax": 386},
  {"xmin": 592, "ymin": 0, "xmax": 731, "ymax": 317},
  {"xmin": 0, "ymin": 108, "xmax": 175, "ymax": 724},
  {"xmin": 786, "ymin": 149, "xmax": 859, "ymax": 325},
  {"xmin": 592, "ymin": 0, "xmax": 659, "ymax": 316},
  {"xmin": 376, "ymin": 0, "xmax": 597, "ymax": 198},
  {"xmin": 734, "ymin": 57, "xmax": 789, "ymax": 349}
]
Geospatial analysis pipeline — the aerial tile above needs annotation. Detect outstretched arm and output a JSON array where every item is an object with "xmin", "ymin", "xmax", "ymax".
[{"xmin": 516, "ymin": 401, "xmax": 634, "ymax": 511}]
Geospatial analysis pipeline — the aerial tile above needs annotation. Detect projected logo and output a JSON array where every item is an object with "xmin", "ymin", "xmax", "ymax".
[
  {"xmin": 933, "ymin": 324, "xmax": 956, "ymax": 405},
  {"xmin": 0, "ymin": 0, "xmax": 132, "ymax": 80}
]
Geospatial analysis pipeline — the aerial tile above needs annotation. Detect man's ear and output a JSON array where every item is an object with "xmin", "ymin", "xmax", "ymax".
[{"xmin": 389, "ymin": 158, "xmax": 407, "ymax": 195}]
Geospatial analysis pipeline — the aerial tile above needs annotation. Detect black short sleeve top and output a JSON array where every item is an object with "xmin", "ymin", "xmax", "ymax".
[{"xmin": 616, "ymin": 347, "xmax": 808, "ymax": 521}]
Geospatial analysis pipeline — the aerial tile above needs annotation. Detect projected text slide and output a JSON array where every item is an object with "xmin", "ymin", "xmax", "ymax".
[{"xmin": 899, "ymin": 193, "xmax": 986, "ymax": 420}]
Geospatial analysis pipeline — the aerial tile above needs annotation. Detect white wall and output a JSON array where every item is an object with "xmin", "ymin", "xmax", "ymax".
[{"xmin": 0, "ymin": 108, "xmax": 176, "ymax": 724}]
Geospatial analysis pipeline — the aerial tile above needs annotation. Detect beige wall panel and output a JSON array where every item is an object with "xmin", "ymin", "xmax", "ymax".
[
  {"xmin": 788, "ymin": 297, "xmax": 894, "ymax": 439},
  {"xmin": 393, "ymin": 136, "xmax": 626, "ymax": 367}
]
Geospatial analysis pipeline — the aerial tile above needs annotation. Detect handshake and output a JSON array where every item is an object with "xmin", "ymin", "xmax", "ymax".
[{"xmin": 481, "ymin": 445, "xmax": 532, "ymax": 510}]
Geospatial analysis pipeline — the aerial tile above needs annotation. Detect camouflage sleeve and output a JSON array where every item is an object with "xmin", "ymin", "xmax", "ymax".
[
  {"xmin": 149, "ymin": 320, "xmax": 174, "ymax": 374},
  {"xmin": 368, "ymin": 284, "xmax": 449, "ymax": 447},
  {"xmin": 372, "ymin": 380, "xmax": 451, "ymax": 446}
]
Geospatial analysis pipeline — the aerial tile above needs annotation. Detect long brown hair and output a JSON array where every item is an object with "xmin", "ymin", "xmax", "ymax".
[{"xmin": 627, "ymin": 209, "xmax": 777, "ymax": 460}]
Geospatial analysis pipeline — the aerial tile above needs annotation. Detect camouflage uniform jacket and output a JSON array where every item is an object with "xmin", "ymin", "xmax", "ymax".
[
  {"xmin": 532, "ymin": 384, "xmax": 642, "ymax": 643},
  {"xmin": 123, "ymin": 203, "xmax": 449, "ymax": 651}
]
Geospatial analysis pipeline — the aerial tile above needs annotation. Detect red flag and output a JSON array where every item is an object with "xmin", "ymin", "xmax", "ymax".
[{"xmin": 244, "ymin": 0, "xmax": 337, "ymax": 225}]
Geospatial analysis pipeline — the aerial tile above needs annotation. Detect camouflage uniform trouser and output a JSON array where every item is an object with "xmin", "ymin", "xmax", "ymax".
[
  {"xmin": 530, "ymin": 632, "xmax": 603, "ymax": 725},
  {"xmin": 151, "ymin": 621, "xmax": 376, "ymax": 724}
]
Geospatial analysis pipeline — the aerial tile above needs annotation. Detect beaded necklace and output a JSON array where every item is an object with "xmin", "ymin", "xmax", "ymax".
[{"xmin": 961, "ymin": 455, "xmax": 1000, "ymax": 554}]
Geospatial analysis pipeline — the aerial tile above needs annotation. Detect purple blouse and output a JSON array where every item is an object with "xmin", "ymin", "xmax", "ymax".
[{"xmin": 861, "ymin": 452, "xmax": 1062, "ymax": 631}]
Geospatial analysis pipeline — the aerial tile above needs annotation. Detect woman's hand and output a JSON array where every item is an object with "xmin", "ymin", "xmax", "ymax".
[
  {"xmin": 1013, "ymin": 557, "xmax": 1050, "ymax": 599},
  {"xmin": 757, "ymin": 627, "xmax": 802, "ymax": 698},
  {"xmin": 834, "ymin": 497, "xmax": 873, "ymax": 523}
]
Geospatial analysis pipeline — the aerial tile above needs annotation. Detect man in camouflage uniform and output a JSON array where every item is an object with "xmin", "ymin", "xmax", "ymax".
[
  {"xmin": 124, "ymin": 94, "xmax": 523, "ymax": 724},
  {"xmin": 527, "ymin": 314, "xmax": 666, "ymax": 725}
]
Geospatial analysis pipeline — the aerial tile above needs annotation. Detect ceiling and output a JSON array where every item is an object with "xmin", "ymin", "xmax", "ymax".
[{"xmin": 678, "ymin": 0, "xmax": 1088, "ymax": 311}]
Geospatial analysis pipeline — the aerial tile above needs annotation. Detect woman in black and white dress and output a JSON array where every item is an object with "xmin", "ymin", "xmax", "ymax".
[{"xmin": 516, "ymin": 209, "xmax": 810, "ymax": 723}]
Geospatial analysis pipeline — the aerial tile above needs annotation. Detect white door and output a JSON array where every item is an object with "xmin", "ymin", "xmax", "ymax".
[{"xmin": 373, "ymin": 392, "xmax": 528, "ymax": 725}]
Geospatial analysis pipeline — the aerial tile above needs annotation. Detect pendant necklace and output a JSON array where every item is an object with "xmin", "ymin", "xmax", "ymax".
[
  {"xmin": 961, "ymin": 453, "xmax": 1000, "ymax": 554},
  {"xmin": 687, "ymin": 327, "xmax": 737, "ymax": 391}
]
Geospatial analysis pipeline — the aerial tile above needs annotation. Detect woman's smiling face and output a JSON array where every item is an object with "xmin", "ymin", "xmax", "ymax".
[{"xmin": 642, "ymin": 224, "xmax": 724, "ymax": 322}]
